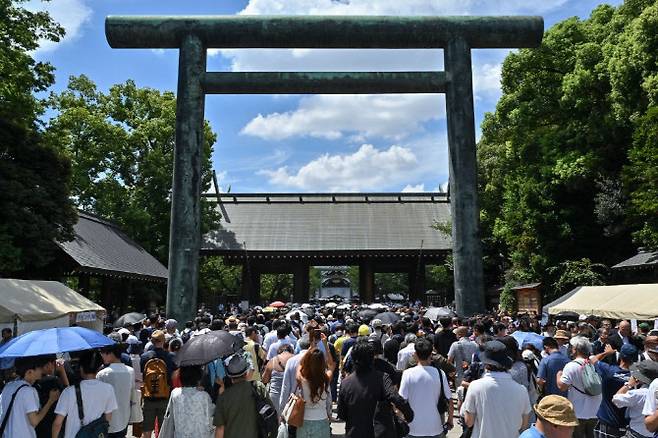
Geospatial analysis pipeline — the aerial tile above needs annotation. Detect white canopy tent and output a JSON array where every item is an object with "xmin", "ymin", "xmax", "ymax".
[
  {"xmin": 0, "ymin": 279, "xmax": 105, "ymax": 334},
  {"xmin": 545, "ymin": 283, "xmax": 658, "ymax": 320}
]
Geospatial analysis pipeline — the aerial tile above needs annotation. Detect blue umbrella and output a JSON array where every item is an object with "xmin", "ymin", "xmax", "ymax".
[
  {"xmin": 0, "ymin": 327, "xmax": 115, "ymax": 358},
  {"xmin": 510, "ymin": 331, "xmax": 545, "ymax": 351}
]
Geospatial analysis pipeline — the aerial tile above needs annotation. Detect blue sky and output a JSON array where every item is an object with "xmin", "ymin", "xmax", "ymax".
[{"xmin": 30, "ymin": 0, "xmax": 623, "ymax": 193}]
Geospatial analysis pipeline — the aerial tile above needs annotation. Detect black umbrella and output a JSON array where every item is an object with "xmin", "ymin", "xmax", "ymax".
[
  {"xmin": 176, "ymin": 331, "xmax": 245, "ymax": 366},
  {"xmin": 374, "ymin": 311, "xmax": 400, "ymax": 325},
  {"xmin": 301, "ymin": 307, "xmax": 316, "ymax": 318},
  {"xmin": 113, "ymin": 312, "xmax": 146, "ymax": 328},
  {"xmin": 555, "ymin": 311, "xmax": 580, "ymax": 321},
  {"xmin": 358, "ymin": 309, "xmax": 378, "ymax": 322}
]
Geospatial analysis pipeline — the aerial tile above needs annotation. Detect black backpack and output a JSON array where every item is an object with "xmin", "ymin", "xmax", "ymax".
[{"xmin": 250, "ymin": 382, "xmax": 278, "ymax": 438}]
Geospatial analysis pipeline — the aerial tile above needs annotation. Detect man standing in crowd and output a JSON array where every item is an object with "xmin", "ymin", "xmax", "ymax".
[
  {"xmin": 557, "ymin": 336, "xmax": 602, "ymax": 438},
  {"xmin": 267, "ymin": 324, "xmax": 293, "ymax": 360},
  {"xmin": 589, "ymin": 343, "xmax": 637, "ymax": 438},
  {"xmin": 448, "ymin": 326, "xmax": 478, "ymax": 386},
  {"xmin": 0, "ymin": 356, "xmax": 60, "ymax": 438},
  {"xmin": 434, "ymin": 318, "xmax": 457, "ymax": 358},
  {"xmin": 519, "ymin": 395, "xmax": 579, "ymax": 438},
  {"xmin": 610, "ymin": 321, "xmax": 643, "ymax": 353},
  {"xmin": 554, "ymin": 330, "xmax": 571, "ymax": 357},
  {"xmin": 462, "ymin": 340, "xmax": 531, "ymax": 438},
  {"xmin": 538, "ymin": 337, "xmax": 570, "ymax": 397},
  {"xmin": 399, "ymin": 338, "xmax": 452, "ymax": 438},
  {"xmin": 98, "ymin": 342, "xmax": 135, "ymax": 438},
  {"xmin": 244, "ymin": 326, "xmax": 266, "ymax": 382},
  {"xmin": 33, "ymin": 355, "xmax": 68, "ymax": 438},
  {"xmin": 140, "ymin": 330, "xmax": 176, "ymax": 438},
  {"xmin": 214, "ymin": 354, "xmax": 273, "ymax": 438}
]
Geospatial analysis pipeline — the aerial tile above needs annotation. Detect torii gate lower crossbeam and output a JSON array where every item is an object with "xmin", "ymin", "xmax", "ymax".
[{"xmin": 105, "ymin": 15, "xmax": 544, "ymax": 322}]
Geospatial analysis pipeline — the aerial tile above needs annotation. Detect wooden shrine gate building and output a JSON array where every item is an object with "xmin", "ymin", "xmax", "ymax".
[{"xmin": 201, "ymin": 192, "xmax": 451, "ymax": 304}]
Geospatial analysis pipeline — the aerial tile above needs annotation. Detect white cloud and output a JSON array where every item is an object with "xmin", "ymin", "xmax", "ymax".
[
  {"xmin": 214, "ymin": 48, "xmax": 443, "ymax": 72},
  {"xmin": 241, "ymin": 94, "xmax": 445, "ymax": 141},
  {"xmin": 473, "ymin": 62, "xmax": 503, "ymax": 95},
  {"xmin": 240, "ymin": 0, "xmax": 567, "ymax": 16},
  {"xmin": 260, "ymin": 144, "xmax": 419, "ymax": 191},
  {"xmin": 402, "ymin": 184, "xmax": 425, "ymax": 192},
  {"xmin": 26, "ymin": 0, "xmax": 92, "ymax": 53}
]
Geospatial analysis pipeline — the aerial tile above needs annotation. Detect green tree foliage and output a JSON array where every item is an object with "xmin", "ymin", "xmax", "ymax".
[
  {"xmin": 624, "ymin": 107, "xmax": 658, "ymax": 249},
  {"xmin": 0, "ymin": 0, "xmax": 77, "ymax": 276},
  {"xmin": 499, "ymin": 284, "xmax": 516, "ymax": 313},
  {"xmin": 199, "ymin": 256, "xmax": 241, "ymax": 299},
  {"xmin": 478, "ymin": 0, "xmax": 658, "ymax": 290},
  {"xmin": 45, "ymin": 75, "xmax": 219, "ymax": 263},
  {"xmin": 547, "ymin": 258, "xmax": 608, "ymax": 302},
  {"xmin": 261, "ymin": 274, "xmax": 293, "ymax": 303}
]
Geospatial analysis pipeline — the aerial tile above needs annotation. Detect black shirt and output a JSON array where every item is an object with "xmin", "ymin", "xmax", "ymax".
[
  {"xmin": 34, "ymin": 375, "xmax": 65, "ymax": 438},
  {"xmin": 338, "ymin": 369, "xmax": 413, "ymax": 438},
  {"xmin": 434, "ymin": 329, "xmax": 458, "ymax": 358}
]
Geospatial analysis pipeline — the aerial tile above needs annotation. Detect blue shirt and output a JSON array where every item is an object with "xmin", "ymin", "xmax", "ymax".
[
  {"xmin": 595, "ymin": 361, "xmax": 629, "ymax": 428},
  {"xmin": 538, "ymin": 351, "xmax": 569, "ymax": 397},
  {"xmin": 519, "ymin": 425, "xmax": 545, "ymax": 438}
]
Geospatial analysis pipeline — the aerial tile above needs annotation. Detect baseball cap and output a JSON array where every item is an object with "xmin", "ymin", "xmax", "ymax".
[{"xmin": 620, "ymin": 343, "xmax": 639, "ymax": 360}]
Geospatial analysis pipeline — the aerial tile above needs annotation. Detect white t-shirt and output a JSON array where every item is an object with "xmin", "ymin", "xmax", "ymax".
[
  {"xmin": 642, "ymin": 378, "xmax": 658, "ymax": 417},
  {"xmin": 613, "ymin": 387, "xmax": 651, "ymax": 436},
  {"xmin": 54, "ymin": 379, "xmax": 118, "ymax": 438},
  {"xmin": 96, "ymin": 363, "xmax": 135, "ymax": 433},
  {"xmin": 399, "ymin": 365, "xmax": 451, "ymax": 437},
  {"xmin": 396, "ymin": 343, "xmax": 415, "ymax": 371},
  {"xmin": 0, "ymin": 380, "xmax": 40, "ymax": 438},
  {"xmin": 560, "ymin": 359, "xmax": 602, "ymax": 419},
  {"xmin": 462, "ymin": 371, "xmax": 531, "ymax": 438}
]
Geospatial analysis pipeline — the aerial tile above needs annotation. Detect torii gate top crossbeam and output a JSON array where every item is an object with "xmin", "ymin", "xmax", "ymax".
[{"xmin": 105, "ymin": 15, "xmax": 543, "ymax": 49}]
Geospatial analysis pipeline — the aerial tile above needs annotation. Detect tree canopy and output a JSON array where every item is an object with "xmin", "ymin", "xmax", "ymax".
[
  {"xmin": 0, "ymin": 0, "xmax": 77, "ymax": 277},
  {"xmin": 45, "ymin": 75, "xmax": 219, "ymax": 264},
  {"xmin": 478, "ymin": 0, "xmax": 658, "ymax": 291}
]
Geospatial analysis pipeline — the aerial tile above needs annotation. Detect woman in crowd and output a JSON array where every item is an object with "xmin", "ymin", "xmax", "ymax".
[
  {"xmin": 164, "ymin": 365, "xmax": 215, "ymax": 438},
  {"xmin": 295, "ymin": 346, "xmax": 334, "ymax": 438},
  {"xmin": 261, "ymin": 343, "xmax": 294, "ymax": 415},
  {"xmin": 337, "ymin": 339, "xmax": 413, "ymax": 438},
  {"xmin": 52, "ymin": 350, "xmax": 117, "ymax": 438}
]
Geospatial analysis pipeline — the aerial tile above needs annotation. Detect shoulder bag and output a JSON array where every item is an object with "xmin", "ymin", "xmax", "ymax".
[
  {"xmin": 281, "ymin": 378, "xmax": 305, "ymax": 428},
  {"xmin": 73, "ymin": 383, "xmax": 109, "ymax": 438},
  {"xmin": 0, "ymin": 384, "xmax": 28, "ymax": 437},
  {"xmin": 158, "ymin": 398, "xmax": 175, "ymax": 438}
]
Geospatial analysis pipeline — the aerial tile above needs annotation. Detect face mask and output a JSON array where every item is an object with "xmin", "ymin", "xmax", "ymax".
[{"xmin": 335, "ymin": 330, "xmax": 343, "ymax": 337}]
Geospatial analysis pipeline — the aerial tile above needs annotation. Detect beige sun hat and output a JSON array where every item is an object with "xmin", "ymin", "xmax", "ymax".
[{"xmin": 534, "ymin": 395, "xmax": 578, "ymax": 427}]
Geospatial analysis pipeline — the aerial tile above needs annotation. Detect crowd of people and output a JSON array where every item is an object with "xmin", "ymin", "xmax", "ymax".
[{"xmin": 2, "ymin": 302, "xmax": 658, "ymax": 438}]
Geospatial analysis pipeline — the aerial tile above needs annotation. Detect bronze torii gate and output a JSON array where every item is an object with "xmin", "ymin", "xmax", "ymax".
[{"xmin": 105, "ymin": 15, "xmax": 543, "ymax": 322}]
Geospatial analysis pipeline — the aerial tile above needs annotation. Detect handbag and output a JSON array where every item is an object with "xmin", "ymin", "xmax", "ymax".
[
  {"xmin": 129, "ymin": 387, "xmax": 143, "ymax": 424},
  {"xmin": 158, "ymin": 401, "xmax": 175, "ymax": 438},
  {"xmin": 281, "ymin": 379, "xmax": 305, "ymax": 428}
]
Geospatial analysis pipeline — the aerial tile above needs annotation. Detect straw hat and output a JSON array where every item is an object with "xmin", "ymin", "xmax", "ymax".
[
  {"xmin": 554, "ymin": 330, "xmax": 570, "ymax": 340},
  {"xmin": 534, "ymin": 395, "xmax": 578, "ymax": 427}
]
